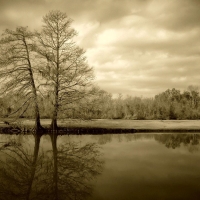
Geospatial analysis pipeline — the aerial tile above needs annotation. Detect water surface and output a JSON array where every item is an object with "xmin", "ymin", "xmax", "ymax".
[{"xmin": 0, "ymin": 133, "xmax": 200, "ymax": 200}]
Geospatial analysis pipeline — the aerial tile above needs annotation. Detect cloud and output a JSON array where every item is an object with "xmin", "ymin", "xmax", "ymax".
[
  {"xmin": 0, "ymin": 0, "xmax": 200, "ymax": 97},
  {"xmin": 148, "ymin": 0, "xmax": 200, "ymax": 32}
]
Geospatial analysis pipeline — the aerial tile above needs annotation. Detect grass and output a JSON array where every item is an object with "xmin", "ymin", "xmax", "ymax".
[{"xmin": 1, "ymin": 118, "xmax": 200, "ymax": 131}]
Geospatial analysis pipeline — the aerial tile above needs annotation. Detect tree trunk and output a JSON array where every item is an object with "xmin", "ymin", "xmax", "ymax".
[
  {"xmin": 35, "ymin": 113, "xmax": 43, "ymax": 132},
  {"xmin": 51, "ymin": 45, "xmax": 59, "ymax": 131},
  {"xmin": 26, "ymin": 134, "xmax": 41, "ymax": 199},
  {"xmin": 34, "ymin": 99, "xmax": 43, "ymax": 132},
  {"xmin": 51, "ymin": 133, "xmax": 58, "ymax": 200},
  {"xmin": 51, "ymin": 113, "xmax": 58, "ymax": 130},
  {"xmin": 51, "ymin": 89, "xmax": 58, "ymax": 130},
  {"xmin": 23, "ymin": 36, "xmax": 43, "ymax": 132}
]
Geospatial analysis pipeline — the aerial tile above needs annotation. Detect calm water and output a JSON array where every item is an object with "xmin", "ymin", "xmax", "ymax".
[{"xmin": 0, "ymin": 133, "xmax": 200, "ymax": 200}]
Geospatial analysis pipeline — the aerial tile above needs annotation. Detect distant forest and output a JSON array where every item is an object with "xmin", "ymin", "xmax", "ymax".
[{"xmin": 1, "ymin": 85, "xmax": 199, "ymax": 120}]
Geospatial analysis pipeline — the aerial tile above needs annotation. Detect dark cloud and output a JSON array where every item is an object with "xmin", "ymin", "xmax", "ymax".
[
  {"xmin": 0, "ymin": 0, "xmax": 152, "ymax": 29},
  {"xmin": 0, "ymin": 0, "xmax": 47, "ymax": 32},
  {"xmin": 149, "ymin": 0, "xmax": 200, "ymax": 32},
  {"xmin": 90, "ymin": 0, "xmax": 151, "ymax": 23}
]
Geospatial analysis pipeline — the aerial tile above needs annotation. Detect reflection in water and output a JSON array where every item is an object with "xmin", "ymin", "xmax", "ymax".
[
  {"xmin": 0, "ymin": 133, "xmax": 103, "ymax": 200},
  {"xmin": 92, "ymin": 133, "xmax": 200, "ymax": 152},
  {"xmin": 89, "ymin": 133, "xmax": 200, "ymax": 200},
  {"xmin": 154, "ymin": 134, "xmax": 199, "ymax": 152},
  {"xmin": 0, "ymin": 135, "xmax": 44, "ymax": 200},
  {"xmin": 1, "ymin": 132, "xmax": 200, "ymax": 200},
  {"xmin": 50, "ymin": 133, "xmax": 103, "ymax": 200}
]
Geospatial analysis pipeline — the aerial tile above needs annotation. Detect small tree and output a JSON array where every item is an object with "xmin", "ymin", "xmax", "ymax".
[
  {"xmin": 36, "ymin": 11, "xmax": 94, "ymax": 129},
  {"xmin": 0, "ymin": 27, "xmax": 42, "ymax": 130}
]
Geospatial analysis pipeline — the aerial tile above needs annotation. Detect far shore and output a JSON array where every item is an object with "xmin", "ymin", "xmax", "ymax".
[{"xmin": 0, "ymin": 119, "xmax": 200, "ymax": 132}]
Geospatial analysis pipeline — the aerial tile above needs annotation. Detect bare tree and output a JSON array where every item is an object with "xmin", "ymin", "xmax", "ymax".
[
  {"xmin": 35, "ymin": 10, "xmax": 94, "ymax": 129},
  {"xmin": 0, "ymin": 27, "xmax": 43, "ymax": 131}
]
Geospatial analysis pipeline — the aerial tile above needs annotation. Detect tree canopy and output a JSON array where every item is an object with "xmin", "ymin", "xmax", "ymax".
[{"xmin": 0, "ymin": 10, "xmax": 94, "ymax": 130}]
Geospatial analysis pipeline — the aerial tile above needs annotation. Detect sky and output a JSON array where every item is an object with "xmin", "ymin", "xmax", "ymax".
[{"xmin": 0, "ymin": 0, "xmax": 200, "ymax": 97}]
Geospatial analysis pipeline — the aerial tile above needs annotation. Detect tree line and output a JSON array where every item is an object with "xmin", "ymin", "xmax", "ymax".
[
  {"xmin": 1, "ymin": 85, "xmax": 200, "ymax": 120},
  {"xmin": 65, "ymin": 85, "xmax": 200, "ymax": 120}
]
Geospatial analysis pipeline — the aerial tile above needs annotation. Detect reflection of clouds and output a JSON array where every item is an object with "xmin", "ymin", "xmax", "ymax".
[
  {"xmin": 0, "ymin": 133, "xmax": 200, "ymax": 200},
  {"xmin": 91, "ymin": 133, "xmax": 200, "ymax": 200}
]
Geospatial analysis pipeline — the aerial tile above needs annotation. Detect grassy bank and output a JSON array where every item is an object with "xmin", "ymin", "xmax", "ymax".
[
  {"xmin": 1, "ymin": 119, "xmax": 200, "ymax": 131},
  {"xmin": 58, "ymin": 119, "xmax": 200, "ymax": 130}
]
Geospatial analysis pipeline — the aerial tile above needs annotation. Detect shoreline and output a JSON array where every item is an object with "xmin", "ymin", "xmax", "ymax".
[{"xmin": 0, "ymin": 119, "xmax": 200, "ymax": 134}]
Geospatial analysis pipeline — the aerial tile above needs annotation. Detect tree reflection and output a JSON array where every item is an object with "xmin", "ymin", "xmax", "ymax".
[
  {"xmin": 0, "ymin": 134, "xmax": 49, "ymax": 200},
  {"xmin": 0, "ymin": 133, "xmax": 103, "ymax": 200},
  {"xmin": 91, "ymin": 133, "xmax": 200, "ymax": 152},
  {"xmin": 50, "ymin": 133, "xmax": 103, "ymax": 200},
  {"xmin": 154, "ymin": 134, "xmax": 200, "ymax": 151}
]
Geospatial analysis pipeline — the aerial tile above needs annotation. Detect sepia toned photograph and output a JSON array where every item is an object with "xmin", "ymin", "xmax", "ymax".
[{"xmin": 0, "ymin": 0, "xmax": 200, "ymax": 199}]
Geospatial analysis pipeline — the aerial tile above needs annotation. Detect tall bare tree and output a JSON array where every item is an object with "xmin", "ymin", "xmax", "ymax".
[
  {"xmin": 36, "ymin": 10, "xmax": 94, "ymax": 129},
  {"xmin": 0, "ymin": 27, "xmax": 43, "ymax": 131}
]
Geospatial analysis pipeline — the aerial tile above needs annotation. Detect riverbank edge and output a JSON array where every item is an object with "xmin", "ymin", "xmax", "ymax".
[
  {"xmin": 1, "ymin": 119, "xmax": 200, "ymax": 134},
  {"xmin": 1, "ymin": 126, "xmax": 200, "ymax": 135}
]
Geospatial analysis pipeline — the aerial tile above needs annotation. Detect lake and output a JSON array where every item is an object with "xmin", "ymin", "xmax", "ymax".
[{"xmin": 0, "ymin": 133, "xmax": 200, "ymax": 200}]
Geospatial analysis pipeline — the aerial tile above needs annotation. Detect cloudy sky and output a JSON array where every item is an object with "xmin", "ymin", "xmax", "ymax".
[{"xmin": 0, "ymin": 0, "xmax": 200, "ymax": 97}]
